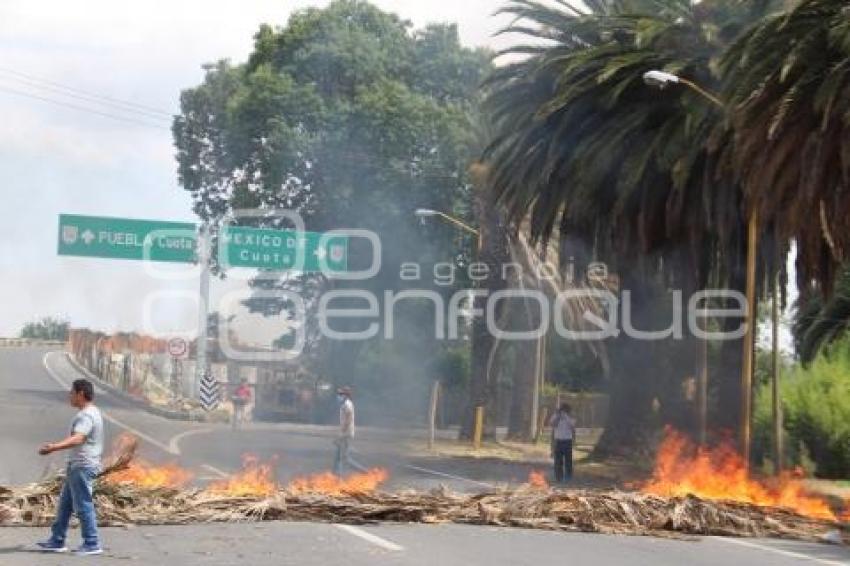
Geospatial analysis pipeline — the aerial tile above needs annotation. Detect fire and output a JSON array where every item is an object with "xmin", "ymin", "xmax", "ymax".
[
  {"xmin": 287, "ymin": 468, "xmax": 389, "ymax": 496},
  {"xmin": 528, "ymin": 470, "xmax": 549, "ymax": 489},
  {"xmin": 106, "ymin": 461, "xmax": 193, "ymax": 489},
  {"xmin": 642, "ymin": 428, "xmax": 837, "ymax": 521},
  {"xmin": 206, "ymin": 455, "xmax": 278, "ymax": 497}
]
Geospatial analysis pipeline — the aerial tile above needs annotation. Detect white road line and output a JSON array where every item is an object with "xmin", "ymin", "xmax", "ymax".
[
  {"xmin": 403, "ymin": 464, "xmax": 496, "ymax": 489},
  {"xmin": 44, "ymin": 351, "xmax": 233, "ymax": 482},
  {"xmin": 42, "ymin": 351, "xmax": 177, "ymax": 456},
  {"xmin": 201, "ymin": 463, "xmax": 229, "ymax": 478},
  {"xmin": 334, "ymin": 524, "xmax": 404, "ymax": 552},
  {"xmin": 716, "ymin": 537, "xmax": 849, "ymax": 565},
  {"xmin": 168, "ymin": 428, "xmax": 215, "ymax": 456}
]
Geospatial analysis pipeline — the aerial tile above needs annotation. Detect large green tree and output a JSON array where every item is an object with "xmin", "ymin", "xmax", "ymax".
[{"xmin": 172, "ymin": 0, "xmax": 492, "ymax": 423}]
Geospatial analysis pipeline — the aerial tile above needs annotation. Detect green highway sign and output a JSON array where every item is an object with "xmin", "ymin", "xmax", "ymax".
[
  {"xmin": 220, "ymin": 225, "xmax": 349, "ymax": 272},
  {"xmin": 58, "ymin": 214, "xmax": 197, "ymax": 263},
  {"xmin": 57, "ymin": 214, "xmax": 349, "ymax": 272}
]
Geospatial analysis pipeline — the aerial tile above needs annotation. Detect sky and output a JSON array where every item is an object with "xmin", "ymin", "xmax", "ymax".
[{"xmin": 0, "ymin": 0, "xmax": 518, "ymax": 340}]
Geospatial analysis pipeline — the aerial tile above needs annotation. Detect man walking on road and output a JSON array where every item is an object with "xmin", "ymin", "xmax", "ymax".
[
  {"xmin": 550, "ymin": 403, "xmax": 576, "ymax": 484},
  {"xmin": 231, "ymin": 378, "xmax": 252, "ymax": 430},
  {"xmin": 35, "ymin": 378, "xmax": 104, "ymax": 555},
  {"xmin": 333, "ymin": 386, "xmax": 362, "ymax": 475}
]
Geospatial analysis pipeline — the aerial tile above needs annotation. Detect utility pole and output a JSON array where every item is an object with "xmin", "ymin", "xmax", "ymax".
[
  {"xmin": 771, "ymin": 273, "xmax": 783, "ymax": 474},
  {"xmin": 741, "ymin": 210, "xmax": 758, "ymax": 467},
  {"xmin": 195, "ymin": 223, "xmax": 210, "ymax": 399},
  {"xmin": 530, "ymin": 333, "xmax": 545, "ymax": 440},
  {"xmin": 697, "ymin": 328, "xmax": 708, "ymax": 446}
]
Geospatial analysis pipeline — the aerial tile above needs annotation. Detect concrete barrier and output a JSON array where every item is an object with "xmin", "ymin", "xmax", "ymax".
[{"xmin": 0, "ymin": 338, "xmax": 67, "ymax": 348}]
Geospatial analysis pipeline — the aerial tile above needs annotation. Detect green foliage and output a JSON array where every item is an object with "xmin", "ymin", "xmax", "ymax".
[
  {"xmin": 793, "ymin": 266, "xmax": 850, "ymax": 364},
  {"xmin": 19, "ymin": 317, "xmax": 68, "ymax": 341},
  {"xmin": 431, "ymin": 345, "xmax": 470, "ymax": 391},
  {"xmin": 754, "ymin": 342, "xmax": 850, "ymax": 478},
  {"xmin": 172, "ymin": 0, "xmax": 492, "ymax": 394},
  {"xmin": 547, "ymin": 336, "xmax": 604, "ymax": 392}
]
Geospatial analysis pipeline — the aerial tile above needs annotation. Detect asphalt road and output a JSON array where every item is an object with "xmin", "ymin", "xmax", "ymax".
[
  {"xmin": 1, "ymin": 346, "xmax": 848, "ymax": 566},
  {"xmin": 0, "ymin": 346, "xmax": 521, "ymax": 492}
]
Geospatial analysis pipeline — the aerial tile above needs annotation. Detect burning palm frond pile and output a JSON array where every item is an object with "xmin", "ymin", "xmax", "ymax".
[
  {"xmin": 0, "ymin": 477, "xmax": 847, "ymax": 543},
  {"xmin": 0, "ymin": 432, "xmax": 847, "ymax": 543}
]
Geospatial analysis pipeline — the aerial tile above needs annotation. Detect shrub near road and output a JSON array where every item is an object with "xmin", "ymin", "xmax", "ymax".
[{"xmin": 755, "ymin": 342, "xmax": 850, "ymax": 478}]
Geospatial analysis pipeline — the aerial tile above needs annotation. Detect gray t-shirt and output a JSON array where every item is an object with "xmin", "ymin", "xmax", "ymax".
[{"xmin": 68, "ymin": 405, "xmax": 103, "ymax": 470}]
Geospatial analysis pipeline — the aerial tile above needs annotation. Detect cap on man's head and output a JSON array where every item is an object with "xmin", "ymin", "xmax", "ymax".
[{"xmin": 337, "ymin": 386, "xmax": 352, "ymax": 397}]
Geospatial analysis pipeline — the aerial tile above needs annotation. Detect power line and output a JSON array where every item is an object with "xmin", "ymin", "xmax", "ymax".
[
  {"xmin": 0, "ymin": 66, "xmax": 173, "ymax": 118},
  {"xmin": 0, "ymin": 74, "xmax": 171, "ymax": 122},
  {"xmin": 0, "ymin": 84, "xmax": 171, "ymax": 131}
]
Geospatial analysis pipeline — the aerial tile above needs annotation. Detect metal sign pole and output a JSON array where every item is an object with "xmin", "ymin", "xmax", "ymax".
[{"xmin": 196, "ymin": 223, "xmax": 210, "ymax": 401}]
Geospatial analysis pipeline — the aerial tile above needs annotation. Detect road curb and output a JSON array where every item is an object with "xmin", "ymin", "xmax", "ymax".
[{"xmin": 63, "ymin": 352, "xmax": 208, "ymax": 422}]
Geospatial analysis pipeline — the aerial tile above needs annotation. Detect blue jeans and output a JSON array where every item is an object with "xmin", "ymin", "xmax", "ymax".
[
  {"xmin": 553, "ymin": 439, "xmax": 573, "ymax": 483},
  {"xmin": 333, "ymin": 436, "xmax": 365, "ymax": 475},
  {"xmin": 50, "ymin": 466, "xmax": 99, "ymax": 547},
  {"xmin": 333, "ymin": 437, "xmax": 351, "ymax": 476}
]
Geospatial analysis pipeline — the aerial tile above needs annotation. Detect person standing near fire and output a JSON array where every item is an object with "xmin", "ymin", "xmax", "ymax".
[
  {"xmin": 35, "ymin": 379, "xmax": 104, "ymax": 555},
  {"xmin": 334, "ymin": 386, "xmax": 363, "ymax": 475},
  {"xmin": 231, "ymin": 378, "xmax": 251, "ymax": 430},
  {"xmin": 550, "ymin": 403, "xmax": 576, "ymax": 483}
]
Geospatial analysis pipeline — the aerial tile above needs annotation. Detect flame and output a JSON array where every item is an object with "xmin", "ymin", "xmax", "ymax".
[
  {"xmin": 206, "ymin": 455, "xmax": 278, "ymax": 497},
  {"xmin": 528, "ymin": 470, "xmax": 549, "ymax": 489},
  {"xmin": 287, "ymin": 468, "xmax": 389, "ymax": 496},
  {"xmin": 642, "ymin": 428, "xmax": 837, "ymax": 521},
  {"xmin": 106, "ymin": 461, "xmax": 193, "ymax": 489}
]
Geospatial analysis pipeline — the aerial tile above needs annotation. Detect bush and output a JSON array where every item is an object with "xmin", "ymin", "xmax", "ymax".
[{"xmin": 754, "ymin": 346, "xmax": 850, "ymax": 478}]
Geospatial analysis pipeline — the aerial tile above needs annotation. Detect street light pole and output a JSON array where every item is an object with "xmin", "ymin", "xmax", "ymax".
[
  {"xmin": 415, "ymin": 208, "xmax": 479, "ymax": 239},
  {"xmin": 644, "ymin": 70, "xmax": 759, "ymax": 463},
  {"xmin": 642, "ymin": 70, "xmax": 724, "ymax": 108},
  {"xmin": 742, "ymin": 208, "xmax": 758, "ymax": 466},
  {"xmin": 415, "ymin": 207, "xmax": 492, "ymax": 446}
]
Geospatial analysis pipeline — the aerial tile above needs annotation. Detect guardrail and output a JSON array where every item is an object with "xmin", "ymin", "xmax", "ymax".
[{"xmin": 0, "ymin": 338, "xmax": 67, "ymax": 348}]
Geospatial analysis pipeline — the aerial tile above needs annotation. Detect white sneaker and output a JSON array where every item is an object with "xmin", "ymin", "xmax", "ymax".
[{"xmin": 73, "ymin": 544, "xmax": 103, "ymax": 556}]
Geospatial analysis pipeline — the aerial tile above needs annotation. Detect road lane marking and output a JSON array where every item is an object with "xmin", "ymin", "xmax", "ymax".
[
  {"xmin": 45, "ymin": 352, "xmax": 236, "ymax": 485},
  {"xmin": 334, "ymin": 525, "xmax": 404, "ymax": 552},
  {"xmin": 168, "ymin": 428, "xmax": 215, "ymax": 456},
  {"xmin": 403, "ymin": 464, "xmax": 495, "ymax": 489},
  {"xmin": 42, "ymin": 351, "xmax": 177, "ymax": 456},
  {"xmin": 716, "ymin": 537, "xmax": 849, "ymax": 565},
  {"xmin": 201, "ymin": 463, "xmax": 229, "ymax": 478}
]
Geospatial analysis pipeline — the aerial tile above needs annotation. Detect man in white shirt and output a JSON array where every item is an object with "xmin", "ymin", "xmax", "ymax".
[
  {"xmin": 36, "ymin": 379, "xmax": 104, "ymax": 555},
  {"xmin": 333, "ymin": 386, "xmax": 359, "ymax": 475},
  {"xmin": 549, "ymin": 403, "xmax": 576, "ymax": 483}
]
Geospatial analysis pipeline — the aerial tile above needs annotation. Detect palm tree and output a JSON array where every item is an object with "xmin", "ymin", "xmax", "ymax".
[
  {"xmin": 793, "ymin": 266, "xmax": 850, "ymax": 364},
  {"xmin": 719, "ymin": 0, "xmax": 850, "ymax": 304},
  {"xmin": 483, "ymin": 0, "xmax": 780, "ymax": 453}
]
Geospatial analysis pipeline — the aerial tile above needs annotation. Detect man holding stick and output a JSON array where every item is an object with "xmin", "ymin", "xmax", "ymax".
[
  {"xmin": 35, "ymin": 378, "xmax": 104, "ymax": 555},
  {"xmin": 334, "ymin": 386, "xmax": 364, "ymax": 475}
]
